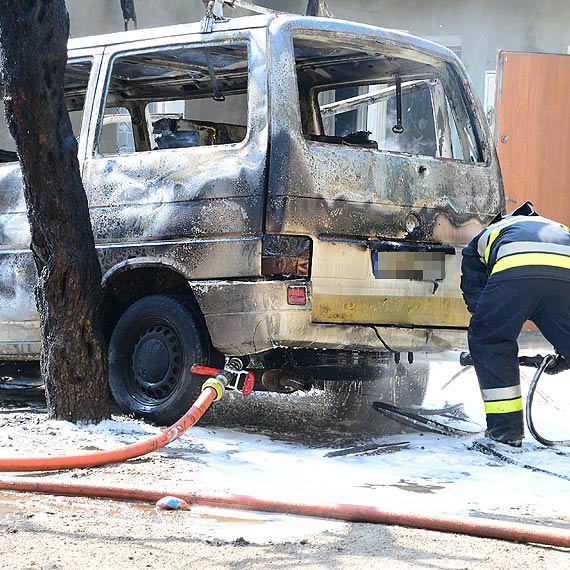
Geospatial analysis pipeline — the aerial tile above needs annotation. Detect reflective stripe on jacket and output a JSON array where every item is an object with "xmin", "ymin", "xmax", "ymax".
[
  {"xmin": 460, "ymin": 215, "xmax": 570, "ymax": 313},
  {"xmin": 476, "ymin": 216, "xmax": 570, "ymax": 276}
]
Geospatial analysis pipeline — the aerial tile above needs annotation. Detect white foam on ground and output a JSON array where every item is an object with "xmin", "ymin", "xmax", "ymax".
[{"xmin": 3, "ymin": 351, "xmax": 570, "ymax": 543}]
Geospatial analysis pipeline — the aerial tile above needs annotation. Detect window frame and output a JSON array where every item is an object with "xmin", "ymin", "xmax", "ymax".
[
  {"xmin": 0, "ymin": 53, "xmax": 98, "ymax": 167},
  {"xmin": 92, "ymin": 38, "xmax": 252, "ymax": 159},
  {"xmin": 293, "ymin": 34, "xmax": 486, "ymax": 164}
]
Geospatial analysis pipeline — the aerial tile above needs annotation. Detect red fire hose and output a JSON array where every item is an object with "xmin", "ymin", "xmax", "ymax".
[
  {"xmin": 0, "ymin": 376, "xmax": 569, "ymax": 548},
  {"xmin": 0, "ymin": 386, "xmax": 217, "ymax": 472},
  {"xmin": 0, "ymin": 477, "xmax": 569, "ymax": 548}
]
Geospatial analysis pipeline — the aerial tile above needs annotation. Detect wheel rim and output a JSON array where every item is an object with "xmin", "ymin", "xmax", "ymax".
[{"xmin": 127, "ymin": 322, "xmax": 184, "ymax": 406}]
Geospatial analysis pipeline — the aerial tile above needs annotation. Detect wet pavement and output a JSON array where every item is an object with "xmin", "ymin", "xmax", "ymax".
[{"xmin": 0, "ymin": 362, "xmax": 427, "ymax": 448}]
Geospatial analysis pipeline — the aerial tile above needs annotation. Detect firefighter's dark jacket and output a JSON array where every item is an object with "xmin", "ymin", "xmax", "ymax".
[{"xmin": 461, "ymin": 213, "xmax": 570, "ymax": 313}]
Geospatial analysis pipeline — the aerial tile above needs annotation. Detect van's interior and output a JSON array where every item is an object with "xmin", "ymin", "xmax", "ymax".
[
  {"xmin": 0, "ymin": 44, "xmax": 250, "ymax": 163},
  {"xmin": 98, "ymin": 43, "xmax": 249, "ymax": 156},
  {"xmin": 1, "ymin": 36, "xmax": 483, "ymax": 164}
]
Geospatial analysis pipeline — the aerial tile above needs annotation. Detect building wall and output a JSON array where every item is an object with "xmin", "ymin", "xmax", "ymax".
[
  {"xmin": 321, "ymin": 0, "xmax": 570, "ymax": 102},
  {"xmin": 65, "ymin": 0, "xmax": 570, "ymax": 103}
]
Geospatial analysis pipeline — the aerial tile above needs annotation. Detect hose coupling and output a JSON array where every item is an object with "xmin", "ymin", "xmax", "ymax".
[
  {"xmin": 201, "ymin": 376, "xmax": 226, "ymax": 401},
  {"xmin": 200, "ymin": 357, "xmax": 247, "ymax": 401}
]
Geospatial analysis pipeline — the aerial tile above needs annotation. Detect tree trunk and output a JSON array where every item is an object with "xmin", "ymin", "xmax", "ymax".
[{"xmin": 0, "ymin": 0, "xmax": 109, "ymax": 423}]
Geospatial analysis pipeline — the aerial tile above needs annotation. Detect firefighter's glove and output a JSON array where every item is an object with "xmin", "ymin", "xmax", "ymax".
[
  {"xmin": 459, "ymin": 351, "xmax": 473, "ymax": 367},
  {"xmin": 544, "ymin": 353, "xmax": 570, "ymax": 375}
]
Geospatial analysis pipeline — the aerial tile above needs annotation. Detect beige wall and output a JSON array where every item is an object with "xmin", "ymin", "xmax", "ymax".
[{"xmin": 67, "ymin": 0, "xmax": 203, "ymax": 37}]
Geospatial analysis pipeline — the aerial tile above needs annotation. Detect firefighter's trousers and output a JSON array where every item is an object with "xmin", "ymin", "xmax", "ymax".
[{"xmin": 468, "ymin": 277, "xmax": 570, "ymax": 443}]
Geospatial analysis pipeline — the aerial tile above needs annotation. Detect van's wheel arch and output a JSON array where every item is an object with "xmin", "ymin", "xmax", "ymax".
[{"xmin": 108, "ymin": 294, "xmax": 221, "ymax": 425}]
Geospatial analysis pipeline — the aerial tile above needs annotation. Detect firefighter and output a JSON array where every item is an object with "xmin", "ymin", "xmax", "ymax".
[{"xmin": 461, "ymin": 201, "xmax": 570, "ymax": 447}]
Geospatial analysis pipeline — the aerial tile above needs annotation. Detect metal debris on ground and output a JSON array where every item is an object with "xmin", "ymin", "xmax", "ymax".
[
  {"xmin": 372, "ymin": 401, "xmax": 480, "ymax": 437},
  {"xmin": 324, "ymin": 441, "xmax": 409, "ymax": 458},
  {"xmin": 468, "ymin": 441, "xmax": 570, "ymax": 482}
]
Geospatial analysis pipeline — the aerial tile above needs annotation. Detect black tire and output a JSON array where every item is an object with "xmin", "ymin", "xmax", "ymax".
[{"xmin": 108, "ymin": 294, "xmax": 221, "ymax": 425}]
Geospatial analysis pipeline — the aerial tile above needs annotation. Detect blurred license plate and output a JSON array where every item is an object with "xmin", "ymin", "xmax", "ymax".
[{"xmin": 372, "ymin": 251, "xmax": 446, "ymax": 281}]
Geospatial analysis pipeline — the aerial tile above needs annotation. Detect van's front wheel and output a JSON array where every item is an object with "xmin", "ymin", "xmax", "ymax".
[{"xmin": 108, "ymin": 294, "xmax": 219, "ymax": 425}]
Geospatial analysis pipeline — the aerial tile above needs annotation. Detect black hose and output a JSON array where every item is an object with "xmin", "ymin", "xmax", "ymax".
[
  {"xmin": 367, "ymin": 326, "xmax": 399, "ymax": 354},
  {"xmin": 460, "ymin": 351, "xmax": 569, "ymax": 446},
  {"xmin": 441, "ymin": 367, "xmax": 472, "ymax": 389},
  {"xmin": 526, "ymin": 354, "xmax": 570, "ymax": 447},
  {"xmin": 469, "ymin": 441, "xmax": 570, "ymax": 482}
]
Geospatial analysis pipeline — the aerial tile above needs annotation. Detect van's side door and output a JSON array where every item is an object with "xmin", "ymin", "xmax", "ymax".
[{"xmin": 81, "ymin": 29, "xmax": 269, "ymax": 283}]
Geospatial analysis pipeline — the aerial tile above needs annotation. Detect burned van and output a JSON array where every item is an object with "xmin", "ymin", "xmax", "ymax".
[{"xmin": 0, "ymin": 12, "xmax": 503, "ymax": 423}]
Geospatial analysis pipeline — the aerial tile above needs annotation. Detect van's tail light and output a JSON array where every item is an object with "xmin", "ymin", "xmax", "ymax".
[
  {"xmin": 261, "ymin": 235, "xmax": 311, "ymax": 278},
  {"xmin": 287, "ymin": 285, "xmax": 307, "ymax": 305}
]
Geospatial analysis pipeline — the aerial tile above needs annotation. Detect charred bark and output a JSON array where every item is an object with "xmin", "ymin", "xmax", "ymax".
[{"xmin": 0, "ymin": 0, "xmax": 109, "ymax": 423}]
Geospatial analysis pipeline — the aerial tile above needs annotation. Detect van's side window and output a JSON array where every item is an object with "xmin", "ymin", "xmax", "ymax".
[
  {"xmin": 96, "ymin": 43, "xmax": 249, "ymax": 157},
  {"xmin": 294, "ymin": 38, "xmax": 482, "ymax": 162},
  {"xmin": 0, "ymin": 59, "xmax": 91, "ymax": 164}
]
